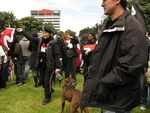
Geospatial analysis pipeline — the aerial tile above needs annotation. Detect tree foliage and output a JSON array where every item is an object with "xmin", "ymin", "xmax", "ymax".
[
  {"xmin": 64, "ymin": 29, "xmax": 76, "ymax": 38},
  {"xmin": 18, "ymin": 16, "xmax": 43, "ymax": 34},
  {"xmin": 0, "ymin": 11, "xmax": 19, "ymax": 30},
  {"xmin": 79, "ymin": 24, "xmax": 102, "ymax": 44}
]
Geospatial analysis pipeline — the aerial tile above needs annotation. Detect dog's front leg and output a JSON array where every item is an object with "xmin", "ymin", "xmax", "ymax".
[
  {"xmin": 60, "ymin": 97, "xmax": 65, "ymax": 113},
  {"xmin": 83, "ymin": 107, "xmax": 89, "ymax": 113},
  {"xmin": 70, "ymin": 103, "xmax": 78, "ymax": 113}
]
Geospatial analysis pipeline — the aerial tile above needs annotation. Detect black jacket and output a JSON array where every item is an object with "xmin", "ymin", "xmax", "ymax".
[
  {"xmin": 12, "ymin": 43, "xmax": 23, "ymax": 64},
  {"xmin": 28, "ymin": 38, "xmax": 38, "ymax": 67},
  {"xmin": 22, "ymin": 31, "xmax": 60, "ymax": 70},
  {"xmin": 80, "ymin": 11, "xmax": 148, "ymax": 112},
  {"xmin": 61, "ymin": 38, "xmax": 79, "ymax": 64}
]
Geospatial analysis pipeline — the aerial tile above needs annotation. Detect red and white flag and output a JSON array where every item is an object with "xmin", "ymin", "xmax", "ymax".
[
  {"xmin": 83, "ymin": 44, "xmax": 96, "ymax": 52},
  {"xmin": 0, "ymin": 28, "xmax": 15, "ymax": 51}
]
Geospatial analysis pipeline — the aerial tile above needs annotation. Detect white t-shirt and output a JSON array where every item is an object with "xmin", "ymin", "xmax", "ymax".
[{"xmin": 0, "ymin": 45, "xmax": 8, "ymax": 63}]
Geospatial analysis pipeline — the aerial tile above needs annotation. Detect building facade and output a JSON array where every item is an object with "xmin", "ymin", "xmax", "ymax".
[{"xmin": 30, "ymin": 9, "xmax": 61, "ymax": 30}]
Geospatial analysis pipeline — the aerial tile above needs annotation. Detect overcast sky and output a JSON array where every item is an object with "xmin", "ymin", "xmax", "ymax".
[{"xmin": 0, "ymin": 0, "xmax": 104, "ymax": 35}]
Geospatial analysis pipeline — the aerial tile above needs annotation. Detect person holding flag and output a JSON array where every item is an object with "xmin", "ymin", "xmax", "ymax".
[{"xmin": 16, "ymin": 27, "xmax": 60, "ymax": 105}]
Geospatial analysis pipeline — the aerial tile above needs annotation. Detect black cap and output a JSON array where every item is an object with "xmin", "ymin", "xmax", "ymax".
[
  {"xmin": 42, "ymin": 27, "xmax": 52, "ymax": 34},
  {"xmin": 31, "ymin": 31, "xmax": 38, "ymax": 37},
  {"xmin": 88, "ymin": 32, "xmax": 95, "ymax": 38}
]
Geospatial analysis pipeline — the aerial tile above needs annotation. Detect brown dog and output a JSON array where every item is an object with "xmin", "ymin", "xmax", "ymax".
[{"xmin": 61, "ymin": 77, "xmax": 89, "ymax": 113}]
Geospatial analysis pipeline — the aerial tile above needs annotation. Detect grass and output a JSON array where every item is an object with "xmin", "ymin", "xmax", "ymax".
[{"xmin": 0, "ymin": 72, "xmax": 150, "ymax": 113}]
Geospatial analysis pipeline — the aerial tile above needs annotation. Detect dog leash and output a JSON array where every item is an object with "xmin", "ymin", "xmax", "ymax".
[{"xmin": 83, "ymin": 70, "xmax": 89, "ymax": 76}]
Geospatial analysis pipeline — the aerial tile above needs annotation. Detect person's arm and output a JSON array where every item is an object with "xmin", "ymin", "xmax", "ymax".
[
  {"xmin": 0, "ymin": 56, "xmax": 4, "ymax": 70},
  {"xmin": 16, "ymin": 28, "xmax": 39, "ymax": 45},
  {"xmin": 13, "ymin": 43, "xmax": 21, "ymax": 57},
  {"xmin": 0, "ymin": 55, "xmax": 4, "ymax": 64},
  {"xmin": 52, "ymin": 43, "xmax": 60, "ymax": 73},
  {"xmin": 28, "ymin": 42, "xmax": 32, "ymax": 52}
]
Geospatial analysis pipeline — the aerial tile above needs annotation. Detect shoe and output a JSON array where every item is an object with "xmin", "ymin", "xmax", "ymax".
[
  {"xmin": 51, "ymin": 88, "xmax": 54, "ymax": 93},
  {"xmin": 33, "ymin": 76, "xmax": 39, "ymax": 87},
  {"xmin": 15, "ymin": 81, "xmax": 19, "ymax": 84},
  {"xmin": 1, "ymin": 88, "xmax": 5, "ymax": 90},
  {"xmin": 140, "ymin": 106, "xmax": 146, "ymax": 111},
  {"xmin": 42, "ymin": 98, "xmax": 51, "ymax": 105},
  {"xmin": 34, "ymin": 84, "xmax": 38, "ymax": 87},
  {"xmin": 18, "ymin": 82, "xmax": 25, "ymax": 86}
]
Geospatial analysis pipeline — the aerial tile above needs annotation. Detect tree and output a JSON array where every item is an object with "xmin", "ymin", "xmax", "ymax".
[
  {"xmin": 18, "ymin": 16, "xmax": 43, "ymax": 34},
  {"xmin": 0, "ymin": 11, "xmax": 19, "ymax": 30},
  {"xmin": 79, "ymin": 23, "xmax": 103, "ymax": 44},
  {"xmin": 64, "ymin": 29, "xmax": 76, "ymax": 38}
]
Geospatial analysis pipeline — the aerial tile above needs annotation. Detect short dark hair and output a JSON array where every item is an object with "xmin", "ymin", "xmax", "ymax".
[{"xmin": 120, "ymin": 0, "xmax": 128, "ymax": 10}]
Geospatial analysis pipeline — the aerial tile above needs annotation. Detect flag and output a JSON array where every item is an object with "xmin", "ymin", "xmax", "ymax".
[
  {"xmin": 131, "ymin": 0, "xmax": 149, "ymax": 31},
  {"xmin": 0, "ymin": 28, "xmax": 15, "ymax": 51},
  {"xmin": 83, "ymin": 44, "xmax": 96, "ymax": 52}
]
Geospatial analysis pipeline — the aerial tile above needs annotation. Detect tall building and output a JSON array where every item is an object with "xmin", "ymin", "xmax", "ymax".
[{"xmin": 30, "ymin": 9, "xmax": 61, "ymax": 30}]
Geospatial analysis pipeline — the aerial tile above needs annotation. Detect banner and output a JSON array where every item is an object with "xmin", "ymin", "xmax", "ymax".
[
  {"xmin": 0, "ymin": 28, "xmax": 15, "ymax": 51},
  {"xmin": 83, "ymin": 44, "xmax": 96, "ymax": 52}
]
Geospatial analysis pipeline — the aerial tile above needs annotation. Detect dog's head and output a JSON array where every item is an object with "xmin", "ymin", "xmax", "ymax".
[{"xmin": 63, "ymin": 78, "xmax": 76, "ymax": 87}]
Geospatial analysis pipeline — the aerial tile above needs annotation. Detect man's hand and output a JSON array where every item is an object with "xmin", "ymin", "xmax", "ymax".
[
  {"xmin": 55, "ymin": 69, "xmax": 60, "ymax": 74},
  {"xmin": 145, "ymin": 72, "xmax": 148, "ymax": 77},
  {"xmin": 85, "ymin": 51, "xmax": 89, "ymax": 55},
  {"xmin": 16, "ymin": 28, "xmax": 23, "ymax": 32}
]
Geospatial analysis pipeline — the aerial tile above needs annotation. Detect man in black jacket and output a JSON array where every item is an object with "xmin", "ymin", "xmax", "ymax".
[
  {"xmin": 80, "ymin": 0, "xmax": 148, "ymax": 113},
  {"xmin": 81, "ymin": 32, "xmax": 97, "ymax": 84}
]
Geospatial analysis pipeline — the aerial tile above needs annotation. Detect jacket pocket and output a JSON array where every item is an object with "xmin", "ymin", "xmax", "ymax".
[{"xmin": 94, "ymin": 83, "xmax": 112, "ymax": 102}]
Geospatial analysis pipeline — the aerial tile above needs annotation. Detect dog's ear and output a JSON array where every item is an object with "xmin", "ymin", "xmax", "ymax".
[
  {"xmin": 64, "ymin": 78, "xmax": 71, "ymax": 86},
  {"xmin": 70, "ymin": 78, "xmax": 77, "ymax": 86}
]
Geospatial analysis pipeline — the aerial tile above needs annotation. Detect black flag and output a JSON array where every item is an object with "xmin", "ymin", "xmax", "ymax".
[{"xmin": 131, "ymin": 0, "xmax": 149, "ymax": 31}]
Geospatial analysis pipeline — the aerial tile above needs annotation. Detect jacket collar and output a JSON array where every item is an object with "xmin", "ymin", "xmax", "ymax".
[{"xmin": 103, "ymin": 11, "xmax": 130, "ymax": 32}]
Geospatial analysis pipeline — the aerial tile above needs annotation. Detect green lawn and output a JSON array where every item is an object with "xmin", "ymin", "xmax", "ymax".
[{"xmin": 0, "ymin": 72, "xmax": 150, "ymax": 113}]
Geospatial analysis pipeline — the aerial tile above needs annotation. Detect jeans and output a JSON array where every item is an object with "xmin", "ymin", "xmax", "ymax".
[
  {"xmin": 23, "ymin": 59, "xmax": 30, "ymax": 80},
  {"xmin": 102, "ymin": 109, "xmax": 132, "ymax": 113},
  {"xmin": 140, "ymin": 72, "xmax": 148, "ymax": 108}
]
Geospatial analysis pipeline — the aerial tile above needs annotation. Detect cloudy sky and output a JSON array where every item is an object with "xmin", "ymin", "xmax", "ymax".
[{"xmin": 0, "ymin": 0, "xmax": 105, "ymax": 35}]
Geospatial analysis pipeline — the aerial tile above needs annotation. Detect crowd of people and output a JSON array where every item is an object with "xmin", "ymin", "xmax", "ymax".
[
  {"xmin": 0, "ymin": 0, "xmax": 150, "ymax": 112},
  {"xmin": 0, "ymin": 26, "xmax": 97, "ymax": 105}
]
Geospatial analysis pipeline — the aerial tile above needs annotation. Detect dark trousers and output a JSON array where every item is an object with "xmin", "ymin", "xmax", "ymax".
[
  {"xmin": 65, "ymin": 58, "xmax": 76, "ymax": 80},
  {"xmin": 140, "ymin": 72, "xmax": 148, "ymax": 108},
  {"xmin": 0, "ymin": 62, "xmax": 9, "ymax": 88},
  {"xmin": 14, "ymin": 63, "xmax": 24, "ymax": 83},
  {"xmin": 83, "ymin": 62, "xmax": 90, "ymax": 83},
  {"xmin": 39, "ymin": 67, "xmax": 54, "ymax": 98}
]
